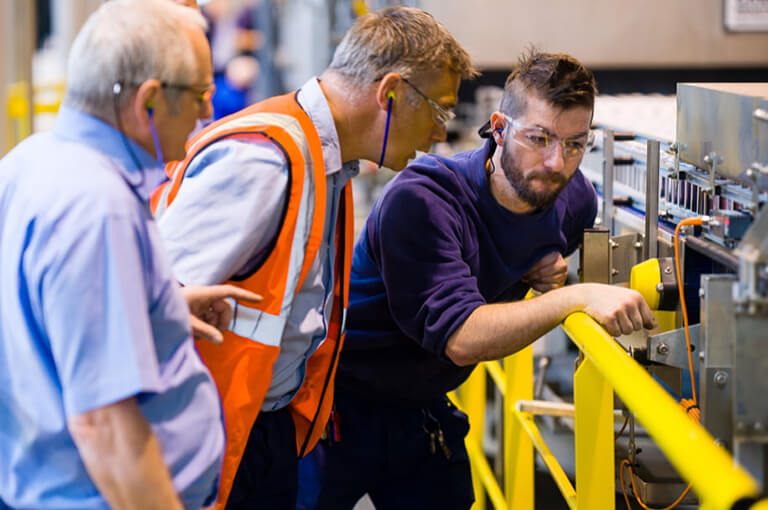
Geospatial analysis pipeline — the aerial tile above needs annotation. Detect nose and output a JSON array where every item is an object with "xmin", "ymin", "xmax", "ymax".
[{"xmin": 543, "ymin": 142, "xmax": 566, "ymax": 174}]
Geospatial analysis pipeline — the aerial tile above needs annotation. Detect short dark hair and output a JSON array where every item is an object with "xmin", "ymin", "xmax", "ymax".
[{"xmin": 499, "ymin": 49, "xmax": 597, "ymax": 119}]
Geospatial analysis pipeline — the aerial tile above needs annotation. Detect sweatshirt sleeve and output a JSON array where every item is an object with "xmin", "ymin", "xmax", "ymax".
[{"xmin": 371, "ymin": 180, "xmax": 486, "ymax": 360}]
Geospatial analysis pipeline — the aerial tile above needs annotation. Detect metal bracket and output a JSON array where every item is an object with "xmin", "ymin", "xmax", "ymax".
[
  {"xmin": 647, "ymin": 324, "xmax": 700, "ymax": 369},
  {"xmin": 703, "ymin": 152, "xmax": 724, "ymax": 213}
]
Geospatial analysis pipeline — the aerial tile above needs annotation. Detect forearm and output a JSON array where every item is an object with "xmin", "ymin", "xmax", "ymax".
[
  {"xmin": 68, "ymin": 398, "xmax": 183, "ymax": 510},
  {"xmin": 445, "ymin": 282, "xmax": 656, "ymax": 366},
  {"xmin": 445, "ymin": 285, "xmax": 586, "ymax": 366}
]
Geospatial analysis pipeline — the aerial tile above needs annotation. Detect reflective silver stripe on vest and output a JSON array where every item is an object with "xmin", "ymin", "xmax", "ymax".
[
  {"xmin": 230, "ymin": 301, "xmax": 288, "ymax": 347},
  {"xmin": 169, "ymin": 112, "xmax": 317, "ymax": 349}
]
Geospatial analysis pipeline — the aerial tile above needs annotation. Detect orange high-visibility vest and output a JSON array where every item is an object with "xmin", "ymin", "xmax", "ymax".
[{"xmin": 151, "ymin": 92, "xmax": 353, "ymax": 509}]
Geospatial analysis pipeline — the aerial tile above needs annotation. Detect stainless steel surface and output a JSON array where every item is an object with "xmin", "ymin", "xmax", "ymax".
[
  {"xmin": 580, "ymin": 228, "xmax": 611, "ymax": 284},
  {"xmin": 609, "ymin": 232, "xmax": 643, "ymax": 284},
  {"xmin": 603, "ymin": 129, "xmax": 615, "ymax": 231},
  {"xmin": 647, "ymin": 324, "xmax": 699, "ymax": 370},
  {"xmin": 732, "ymin": 311, "xmax": 768, "ymax": 439},
  {"xmin": 676, "ymin": 83, "xmax": 768, "ymax": 191},
  {"xmin": 645, "ymin": 140, "xmax": 660, "ymax": 259},
  {"xmin": 622, "ymin": 463, "xmax": 698, "ymax": 506},
  {"xmin": 700, "ymin": 275, "xmax": 738, "ymax": 367}
]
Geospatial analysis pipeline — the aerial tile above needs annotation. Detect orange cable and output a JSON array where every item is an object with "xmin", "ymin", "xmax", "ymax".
[
  {"xmin": 619, "ymin": 217, "xmax": 705, "ymax": 510},
  {"xmin": 673, "ymin": 217, "xmax": 704, "ymax": 405},
  {"xmin": 621, "ymin": 459, "xmax": 693, "ymax": 510},
  {"xmin": 615, "ymin": 416, "xmax": 629, "ymax": 441}
]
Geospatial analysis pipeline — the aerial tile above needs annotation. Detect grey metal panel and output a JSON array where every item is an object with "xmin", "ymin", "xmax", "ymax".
[
  {"xmin": 700, "ymin": 274, "xmax": 738, "ymax": 366},
  {"xmin": 609, "ymin": 232, "xmax": 643, "ymax": 284},
  {"xmin": 579, "ymin": 229, "xmax": 611, "ymax": 284},
  {"xmin": 701, "ymin": 367, "xmax": 733, "ymax": 452},
  {"xmin": 645, "ymin": 140, "xmax": 660, "ymax": 259},
  {"xmin": 647, "ymin": 324, "xmax": 699, "ymax": 370},
  {"xmin": 602, "ymin": 129, "xmax": 615, "ymax": 231},
  {"xmin": 676, "ymin": 83, "xmax": 768, "ymax": 191},
  {"xmin": 732, "ymin": 312, "xmax": 768, "ymax": 438}
]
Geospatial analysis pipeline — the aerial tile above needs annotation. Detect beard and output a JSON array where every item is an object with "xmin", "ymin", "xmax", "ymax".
[{"xmin": 500, "ymin": 143, "xmax": 573, "ymax": 210}]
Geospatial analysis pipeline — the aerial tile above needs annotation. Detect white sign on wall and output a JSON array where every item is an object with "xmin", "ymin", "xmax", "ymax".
[{"xmin": 724, "ymin": 0, "xmax": 768, "ymax": 31}]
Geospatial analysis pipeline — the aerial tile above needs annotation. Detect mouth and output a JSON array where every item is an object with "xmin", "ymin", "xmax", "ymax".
[{"xmin": 529, "ymin": 173, "xmax": 566, "ymax": 186}]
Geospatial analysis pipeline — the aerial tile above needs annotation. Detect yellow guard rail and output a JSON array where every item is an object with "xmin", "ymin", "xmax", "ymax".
[{"xmin": 453, "ymin": 311, "xmax": 764, "ymax": 510}]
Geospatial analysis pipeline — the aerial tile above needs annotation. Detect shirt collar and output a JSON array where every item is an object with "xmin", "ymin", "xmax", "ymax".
[
  {"xmin": 53, "ymin": 105, "xmax": 165, "ymax": 201},
  {"xmin": 296, "ymin": 77, "xmax": 345, "ymax": 176}
]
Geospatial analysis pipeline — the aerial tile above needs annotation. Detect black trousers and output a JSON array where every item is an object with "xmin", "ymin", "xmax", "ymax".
[
  {"xmin": 308, "ymin": 395, "xmax": 475, "ymax": 510},
  {"xmin": 226, "ymin": 406, "xmax": 298, "ymax": 510}
]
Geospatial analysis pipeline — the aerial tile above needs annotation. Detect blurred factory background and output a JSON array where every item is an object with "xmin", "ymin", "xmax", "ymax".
[{"xmin": 3, "ymin": 0, "xmax": 768, "ymax": 160}]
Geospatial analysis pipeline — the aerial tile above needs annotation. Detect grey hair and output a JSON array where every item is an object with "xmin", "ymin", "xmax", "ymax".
[
  {"xmin": 328, "ymin": 6, "xmax": 476, "ymax": 91},
  {"xmin": 64, "ymin": 0, "xmax": 208, "ymax": 118}
]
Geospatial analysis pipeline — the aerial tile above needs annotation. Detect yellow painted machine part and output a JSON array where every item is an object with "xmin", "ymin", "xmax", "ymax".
[
  {"xmin": 574, "ymin": 356, "xmax": 615, "ymax": 510},
  {"xmin": 512, "ymin": 407, "xmax": 577, "ymax": 510},
  {"xmin": 561, "ymin": 312, "xmax": 759, "ymax": 509},
  {"xmin": 458, "ymin": 367, "xmax": 488, "ymax": 510},
  {"xmin": 630, "ymin": 258, "xmax": 661, "ymax": 310},
  {"xmin": 504, "ymin": 346, "xmax": 534, "ymax": 510},
  {"xmin": 465, "ymin": 434, "xmax": 508, "ymax": 510},
  {"xmin": 482, "ymin": 361, "xmax": 506, "ymax": 396}
]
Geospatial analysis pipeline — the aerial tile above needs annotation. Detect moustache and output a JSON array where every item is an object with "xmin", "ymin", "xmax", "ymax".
[{"xmin": 526, "ymin": 171, "xmax": 567, "ymax": 185}]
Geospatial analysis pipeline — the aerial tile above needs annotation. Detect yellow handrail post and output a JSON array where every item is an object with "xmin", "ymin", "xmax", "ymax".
[
  {"xmin": 504, "ymin": 346, "xmax": 534, "ymax": 510},
  {"xmin": 460, "ymin": 366, "xmax": 487, "ymax": 510},
  {"xmin": 574, "ymin": 355, "xmax": 615, "ymax": 510}
]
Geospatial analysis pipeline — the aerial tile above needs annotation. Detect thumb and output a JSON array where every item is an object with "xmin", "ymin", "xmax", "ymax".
[{"xmin": 190, "ymin": 315, "xmax": 224, "ymax": 345}]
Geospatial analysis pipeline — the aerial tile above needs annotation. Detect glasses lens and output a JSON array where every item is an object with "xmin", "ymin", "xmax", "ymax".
[{"xmin": 429, "ymin": 100, "xmax": 455, "ymax": 126}]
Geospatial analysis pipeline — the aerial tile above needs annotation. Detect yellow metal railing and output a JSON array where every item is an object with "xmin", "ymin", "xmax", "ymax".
[{"xmin": 454, "ymin": 311, "xmax": 765, "ymax": 510}]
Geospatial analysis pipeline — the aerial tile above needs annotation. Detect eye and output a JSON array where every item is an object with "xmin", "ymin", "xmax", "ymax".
[
  {"xmin": 525, "ymin": 133, "xmax": 549, "ymax": 147},
  {"xmin": 565, "ymin": 140, "xmax": 585, "ymax": 153}
]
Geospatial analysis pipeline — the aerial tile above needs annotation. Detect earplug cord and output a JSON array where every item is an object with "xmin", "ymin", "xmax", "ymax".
[{"xmin": 377, "ymin": 92, "xmax": 394, "ymax": 168}]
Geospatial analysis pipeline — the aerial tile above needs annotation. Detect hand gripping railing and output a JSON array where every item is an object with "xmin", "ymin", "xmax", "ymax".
[{"xmin": 453, "ymin": 311, "xmax": 764, "ymax": 510}]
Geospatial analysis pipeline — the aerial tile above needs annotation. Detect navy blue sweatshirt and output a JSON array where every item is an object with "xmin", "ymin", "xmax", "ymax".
[{"xmin": 336, "ymin": 140, "xmax": 598, "ymax": 406}]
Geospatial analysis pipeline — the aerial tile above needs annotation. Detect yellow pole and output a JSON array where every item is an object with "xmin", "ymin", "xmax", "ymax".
[
  {"xmin": 504, "ymin": 345, "xmax": 534, "ymax": 510},
  {"xmin": 561, "ymin": 312, "xmax": 759, "ymax": 509},
  {"xmin": 459, "ymin": 366, "xmax": 487, "ymax": 510},
  {"xmin": 512, "ymin": 407, "xmax": 577, "ymax": 510},
  {"xmin": 574, "ymin": 356, "xmax": 615, "ymax": 510}
]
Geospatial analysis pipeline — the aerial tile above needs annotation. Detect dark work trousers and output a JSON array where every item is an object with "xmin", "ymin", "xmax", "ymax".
[
  {"xmin": 225, "ymin": 406, "xmax": 298, "ymax": 510},
  {"xmin": 310, "ymin": 394, "xmax": 474, "ymax": 510}
]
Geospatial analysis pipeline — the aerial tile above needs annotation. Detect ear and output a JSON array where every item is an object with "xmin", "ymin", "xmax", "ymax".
[
  {"xmin": 131, "ymin": 79, "xmax": 162, "ymax": 127},
  {"xmin": 375, "ymin": 72, "xmax": 401, "ymax": 111},
  {"xmin": 490, "ymin": 111, "xmax": 507, "ymax": 144}
]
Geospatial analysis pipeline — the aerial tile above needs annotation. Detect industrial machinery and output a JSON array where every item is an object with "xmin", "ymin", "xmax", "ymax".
[{"xmin": 577, "ymin": 82, "xmax": 768, "ymax": 506}]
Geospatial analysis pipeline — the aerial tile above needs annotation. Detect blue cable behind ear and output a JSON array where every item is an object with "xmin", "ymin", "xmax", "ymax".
[
  {"xmin": 146, "ymin": 107, "xmax": 165, "ymax": 165},
  {"xmin": 377, "ymin": 94, "xmax": 394, "ymax": 168}
]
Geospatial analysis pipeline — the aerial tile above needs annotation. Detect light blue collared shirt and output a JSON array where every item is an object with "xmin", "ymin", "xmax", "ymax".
[{"xmin": 0, "ymin": 106, "xmax": 224, "ymax": 509}]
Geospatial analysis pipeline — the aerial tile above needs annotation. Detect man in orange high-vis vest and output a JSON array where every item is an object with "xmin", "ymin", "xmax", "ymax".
[{"xmin": 152, "ymin": 7, "xmax": 477, "ymax": 509}]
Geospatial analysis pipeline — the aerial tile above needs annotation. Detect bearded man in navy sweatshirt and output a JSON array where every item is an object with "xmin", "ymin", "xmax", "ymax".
[{"xmin": 312, "ymin": 51, "xmax": 657, "ymax": 510}]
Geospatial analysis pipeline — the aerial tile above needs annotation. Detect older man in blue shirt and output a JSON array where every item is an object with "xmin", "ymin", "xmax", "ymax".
[{"xmin": 0, "ymin": 1, "xmax": 259, "ymax": 509}]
